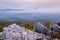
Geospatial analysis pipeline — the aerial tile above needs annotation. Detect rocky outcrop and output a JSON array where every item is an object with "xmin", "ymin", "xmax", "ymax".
[
  {"xmin": 2, "ymin": 23, "xmax": 49, "ymax": 40},
  {"xmin": 33, "ymin": 22, "xmax": 51, "ymax": 36},
  {"xmin": 50, "ymin": 24, "xmax": 60, "ymax": 32}
]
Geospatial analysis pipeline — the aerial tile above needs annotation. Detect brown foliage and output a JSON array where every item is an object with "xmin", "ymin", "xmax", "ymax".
[{"xmin": 51, "ymin": 32, "xmax": 60, "ymax": 39}]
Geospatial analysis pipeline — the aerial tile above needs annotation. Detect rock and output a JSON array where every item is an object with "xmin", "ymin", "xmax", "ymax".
[
  {"xmin": 33, "ymin": 22, "xmax": 52, "ymax": 36},
  {"xmin": 2, "ymin": 23, "xmax": 49, "ymax": 40},
  {"xmin": 50, "ymin": 24, "xmax": 59, "ymax": 32}
]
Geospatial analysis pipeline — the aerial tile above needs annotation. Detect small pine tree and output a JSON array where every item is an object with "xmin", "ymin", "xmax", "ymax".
[
  {"xmin": 44, "ymin": 21, "xmax": 51, "ymax": 29},
  {"xmin": 0, "ymin": 26, "xmax": 3, "ymax": 32}
]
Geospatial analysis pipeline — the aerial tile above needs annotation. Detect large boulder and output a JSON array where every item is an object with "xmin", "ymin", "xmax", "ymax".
[
  {"xmin": 2, "ymin": 23, "xmax": 22, "ymax": 40},
  {"xmin": 33, "ymin": 22, "xmax": 52, "ymax": 36},
  {"xmin": 50, "ymin": 24, "xmax": 59, "ymax": 32}
]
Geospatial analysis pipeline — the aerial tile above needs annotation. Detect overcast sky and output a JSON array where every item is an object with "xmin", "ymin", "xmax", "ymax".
[{"xmin": 0, "ymin": 0, "xmax": 60, "ymax": 13}]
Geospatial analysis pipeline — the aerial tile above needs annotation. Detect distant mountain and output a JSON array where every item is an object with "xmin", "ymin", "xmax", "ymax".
[
  {"xmin": 0, "ymin": 9, "xmax": 60, "ymax": 23},
  {"xmin": 0, "ymin": 9, "xmax": 23, "ymax": 11}
]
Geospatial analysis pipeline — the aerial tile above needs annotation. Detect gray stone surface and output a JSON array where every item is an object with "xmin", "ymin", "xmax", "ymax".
[
  {"xmin": 2, "ymin": 23, "xmax": 49, "ymax": 40},
  {"xmin": 33, "ymin": 22, "xmax": 51, "ymax": 36}
]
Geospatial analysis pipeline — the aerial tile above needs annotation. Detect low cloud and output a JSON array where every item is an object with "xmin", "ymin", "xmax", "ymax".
[{"xmin": 0, "ymin": 0, "xmax": 60, "ymax": 13}]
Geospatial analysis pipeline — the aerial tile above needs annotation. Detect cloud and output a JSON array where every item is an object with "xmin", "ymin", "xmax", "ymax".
[
  {"xmin": 0, "ymin": 0, "xmax": 60, "ymax": 13},
  {"xmin": 0, "ymin": 0, "xmax": 24, "ymax": 9}
]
